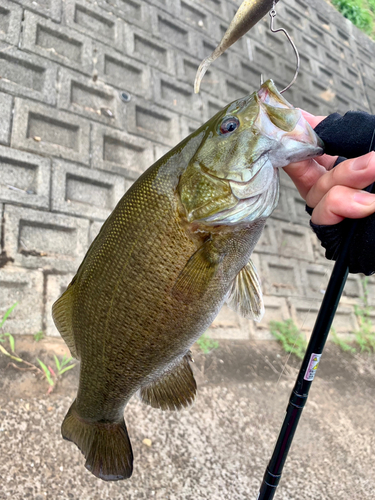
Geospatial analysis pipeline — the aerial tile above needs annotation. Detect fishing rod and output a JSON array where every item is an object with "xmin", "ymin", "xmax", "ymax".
[{"xmin": 257, "ymin": 125, "xmax": 375, "ymax": 499}]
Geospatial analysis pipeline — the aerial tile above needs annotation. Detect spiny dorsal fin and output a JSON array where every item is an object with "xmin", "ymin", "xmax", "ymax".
[
  {"xmin": 52, "ymin": 281, "xmax": 78, "ymax": 359},
  {"xmin": 226, "ymin": 259, "xmax": 265, "ymax": 322},
  {"xmin": 140, "ymin": 353, "xmax": 197, "ymax": 411},
  {"xmin": 173, "ymin": 240, "xmax": 222, "ymax": 301}
]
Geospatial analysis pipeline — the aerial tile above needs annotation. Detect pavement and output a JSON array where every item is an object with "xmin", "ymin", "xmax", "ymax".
[{"xmin": 0, "ymin": 337, "xmax": 375, "ymax": 500}]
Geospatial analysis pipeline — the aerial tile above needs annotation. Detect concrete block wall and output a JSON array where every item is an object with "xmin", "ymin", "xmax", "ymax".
[{"xmin": 0, "ymin": 0, "xmax": 374, "ymax": 341}]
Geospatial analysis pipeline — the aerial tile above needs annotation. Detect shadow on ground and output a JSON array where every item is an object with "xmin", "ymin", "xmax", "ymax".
[{"xmin": 0, "ymin": 337, "xmax": 374, "ymax": 499}]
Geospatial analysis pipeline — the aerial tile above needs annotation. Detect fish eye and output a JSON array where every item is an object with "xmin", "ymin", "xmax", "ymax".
[{"xmin": 218, "ymin": 116, "xmax": 240, "ymax": 135}]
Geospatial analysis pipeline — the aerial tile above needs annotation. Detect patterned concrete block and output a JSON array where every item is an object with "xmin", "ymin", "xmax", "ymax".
[
  {"xmin": 0, "ymin": 146, "xmax": 51, "ymax": 209},
  {"xmin": 194, "ymin": 0, "xmax": 226, "ymax": 20},
  {"xmin": 270, "ymin": 185, "xmax": 293, "ymax": 223},
  {"xmin": 94, "ymin": 43, "xmax": 152, "ymax": 100},
  {"xmin": 150, "ymin": 8, "xmax": 197, "ymax": 54},
  {"xmin": 153, "ymin": 144, "xmax": 170, "ymax": 162},
  {"xmin": 289, "ymin": 297, "xmax": 357, "ymax": 333},
  {"xmin": 236, "ymin": 60, "xmax": 263, "ymax": 91},
  {"xmin": 0, "ymin": 0, "xmax": 23, "ymax": 46},
  {"xmin": 208, "ymin": 304, "xmax": 251, "ymax": 340},
  {"xmin": 51, "ymin": 159, "xmax": 126, "ymax": 221},
  {"xmin": 11, "ymin": 99, "xmax": 90, "ymax": 165},
  {"xmin": 143, "ymin": 0, "xmax": 177, "ymax": 16},
  {"xmin": 89, "ymin": 220, "xmax": 104, "ymax": 244},
  {"xmin": 254, "ymin": 296, "xmax": 291, "ymax": 340},
  {"xmin": 342, "ymin": 274, "xmax": 363, "ymax": 300},
  {"xmin": 366, "ymin": 276, "xmax": 375, "ymax": 307},
  {"xmin": 58, "ymin": 69, "xmax": 126, "ymax": 129},
  {"xmin": 98, "ymin": 0, "xmax": 150, "ymax": 29},
  {"xmin": 259, "ymin": 254, "xmax": 303, "ymax": 298},
  {"xmin": 0, "ymin": 92, "xmax": 13, "ymax": 145},
  {"xmin": 300, "ymin": 262, "xmax": 331, "ymax": 300},
  {"xmin": 124, "ymin": 25, "xmax": 176, "ymax": 75},
  {"xmin": 127, "ymin": 97, "xmax": 181, "ymax": 146},
  {"xmin": 0, "ymin": 42, "xmax": 58, "ymax": 105},
  {"xmin": 64, "ymin": 0, "xmax": 123, "ymax": 46},
  {"xmin": 201, "ymin": 92, "xmax": 227, "ymax": 122},
  {"xmin": 22, "ymin": 11, "xmax": 94, "ymax": 75},
  {"xmin": 0, "ymin": 268, "xmax": 44, "ymax": 335},
  {"xmin": 274, "ymin": 221, "xmax": 314, "ymax": 262},
  {"xmin": 180, "ymin": 116, "xmax": 202, "ymax": 139},
  {"xmin": 254, "ymin": 219, "xmax": 278, "ymax": 256},
  {"xmin": 249, "ymin": 40, "xmax": 280, "ymax": 74},
  {"xmin": 225, "ymin": 75, "xmax": 251, "ymax": 103},
  {"xmin": 153, "ymin": 70, "xmax": 203, "ymax": 120},
  {"xmin": 12, "ymin": 0, "xmax": 62, "ymax": 22},
  {"xmin": 44, "ymin": 273, "xmax": 74, "ymax": 337},
  {"xmin": 91, "ymin": 123, "xmax": 154, "ymax": 179},
  {"xmin": 3, "ymin": 205, "xmax": 90, "ymax": 272},
  {"xmin": 178, "ymin": 0, "xmax": 212, "ymax": 35}
]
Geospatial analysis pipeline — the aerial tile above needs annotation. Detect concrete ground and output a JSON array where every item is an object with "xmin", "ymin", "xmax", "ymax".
[{"xmin": 0, "ymin": 337, "xmax": 375, "ymax": 500}]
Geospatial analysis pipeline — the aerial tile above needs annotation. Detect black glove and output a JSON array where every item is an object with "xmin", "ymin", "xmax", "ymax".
[{"xmin": 307, "ymin": 111, "xmax": 375, "ymax": 275}]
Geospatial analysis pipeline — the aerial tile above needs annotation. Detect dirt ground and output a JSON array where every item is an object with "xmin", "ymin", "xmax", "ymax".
[{"xmin": 0, "ymin": 337, "xmax": 375, "ymax": 500}]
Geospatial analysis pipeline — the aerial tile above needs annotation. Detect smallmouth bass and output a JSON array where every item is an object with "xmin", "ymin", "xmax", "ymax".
[{"xmin": 53, "ymin": 80, "xmax": 323, "ymax": 481}]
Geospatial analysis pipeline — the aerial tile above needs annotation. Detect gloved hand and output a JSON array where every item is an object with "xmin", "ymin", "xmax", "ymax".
[{"xmin": 284, "ymin": 110, "xmax": 375, "ymax": 275}]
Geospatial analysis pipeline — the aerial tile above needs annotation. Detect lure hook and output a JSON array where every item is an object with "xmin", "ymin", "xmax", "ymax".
[{"xmin": 269, "ymin": 2, "xmax": 300, "ymax": 93}]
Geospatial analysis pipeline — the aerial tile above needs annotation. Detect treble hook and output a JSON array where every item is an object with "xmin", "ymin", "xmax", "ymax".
[{"xmin": 269, "ymin": 2, "xmax": 300, "ymax": 93}]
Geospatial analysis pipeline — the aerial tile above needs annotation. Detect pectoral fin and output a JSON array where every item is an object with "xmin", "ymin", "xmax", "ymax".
[
  {"xmin": 173, "ymin": 239, "xmax": 222, "ymax": 301},
  {"xmin": 140, "ymin": 353, "xmax": 197, "ymax": 411},
  {"xmin": 52, "ymin": 280, "xmax": 78, "ymax": 359},
  {"xmin": 226, "ymin": 260, "xmax": 264, "ymax": 322}
]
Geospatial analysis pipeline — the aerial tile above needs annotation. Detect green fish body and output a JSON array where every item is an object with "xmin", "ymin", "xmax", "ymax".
[{"xmin": 53, "ymin": 80, "xmax": 323, "ymax": 481}]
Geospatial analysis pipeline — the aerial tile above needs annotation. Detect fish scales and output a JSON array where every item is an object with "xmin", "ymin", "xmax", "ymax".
[{"xmin": 53, "ymin": 80, "xmax": 323, "ymax": 481}]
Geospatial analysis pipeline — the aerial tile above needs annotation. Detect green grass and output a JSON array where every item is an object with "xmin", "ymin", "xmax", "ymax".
[
  {"xmin": 330, "ymin": 327, "xmax": 356, "ymax": 353},
  {"xmin": 353, "ymin": 277, "xmax": 375, "ymax": 352},
  {"xmin": 269, "ymin": 319, "xmax": 306, "ymax": 360},
  {"xmin": 196, "ymin": 333, "xmax": 219, "ymax": 354},
  {"xmin": 330, "ymin": 278, "xmax": 375, "ymax": 354},
  {"xmin": 331, "ymin": 0, "xmax": 375, "ymax": 38},
  {"xmin": 0, "ymin": 303, "xmax": 75, "ymax": 391},
  {"xmin": 33, "ymin": 331, "xmax": 44, "ymax": 342}
]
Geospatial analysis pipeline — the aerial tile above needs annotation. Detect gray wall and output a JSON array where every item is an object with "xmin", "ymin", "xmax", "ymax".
[{"xmin": 0, "ymin": 0, "xmax": 374, "ymax": 341}]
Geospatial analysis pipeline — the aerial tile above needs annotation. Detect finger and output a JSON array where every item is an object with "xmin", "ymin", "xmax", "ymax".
[
  {"xmin": 311, "ymin": 185, "xmax": 375, "ymax": 225},
  {"xmin": 299, "ymin": 110, "xmax": 339, "ymax": 170},
  {"xmin": 299, "ymin": 110, "xmax": 326, "ymax": 129},
  {"xmin": 283, "ymin": 158, "xmax": 327, "ymax": 200},
  {"xmin": 306, "ymin": 152, "xmax": 375, "ymax": 208}
]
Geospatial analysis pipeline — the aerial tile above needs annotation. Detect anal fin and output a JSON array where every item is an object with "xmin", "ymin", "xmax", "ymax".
[
  {"xmin": 52, "ymin": 281, "xmax": 78, "ymax": 359},
  {"xmin": 140, "ymin": 353, "xmax": 197, "ymax": 411},
  {"xmin": 226, "ymin": 259, "xmax": 265, "ymax": 322}
]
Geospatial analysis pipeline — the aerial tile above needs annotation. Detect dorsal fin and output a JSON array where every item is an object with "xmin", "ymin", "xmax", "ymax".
[
  {"xmin": 140, "ymin": 353, "xmax": 197, "ymax": 411},
  {"xmin": 52, "ymin": 281, "xmax": 78, "ymax": 359},
  {"xmin": 226, "ymin": 259, "xmax": 264, "ymax": 322}
]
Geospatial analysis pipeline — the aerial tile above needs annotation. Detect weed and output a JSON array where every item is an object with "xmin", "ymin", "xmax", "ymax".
[
  {"xmin": 330, "ymin": 327, "xmax": 356, "ymax": 353},
  {"xmin": 269, "ymin": 319, "xmax": 306, "ymax": 359},
  {"xmin": 353, "ymin": 277, "xmax": 375, "ymax": 352},
  {"xmin": 34, "ymin": 331, "xmax": 44, "ymax": 342},
  {"xmin": 0, "ymin": 303, "xmax": 75, "ymax": 392},
  {"xmin": 331, "ymin": 0, "xmax": 375, "ymax": 37},
  {"xmin": 196, "ymin": 333, "xmax": 219, "ymax": 354}
]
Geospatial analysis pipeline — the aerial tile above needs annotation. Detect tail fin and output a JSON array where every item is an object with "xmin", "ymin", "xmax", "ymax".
[{"xmin": 62, "ymin": 400, "xmax": 133, "ymax": 481}]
